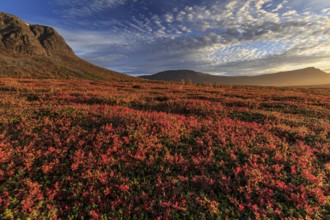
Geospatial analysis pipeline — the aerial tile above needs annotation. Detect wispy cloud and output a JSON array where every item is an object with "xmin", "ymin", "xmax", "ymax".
[
  {"xmin": 54, "ymin": 0, "xmax": 128, "ymax": 17},
  {"xmin": 52, "ymin": 0, "xmax": 330, "ymax": 75}
]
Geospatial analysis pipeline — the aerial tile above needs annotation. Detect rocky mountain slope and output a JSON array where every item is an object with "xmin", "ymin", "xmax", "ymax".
[
  {"xmin": 141, "ymin": 68, "xmax": 330, "ymax": 87},
  {"xmin": 0, "ymin": 12, "xmax": 134, "ymax": 81}
]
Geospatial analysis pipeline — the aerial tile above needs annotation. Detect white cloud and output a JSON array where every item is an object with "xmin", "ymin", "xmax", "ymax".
[
  {"xmin": 321, "ymin": 8, "xmax": 330, "ymax": 14},
  {"xmin": 52, "ymin": 0, "xmax": 330, "ymax": 75},
  {"xmin": 272, "ymin": 3, "xmax": 284, "ymax": 12},
  {"xmin": 55, "ymin": 0, "xmax": 128, "ymax": 17},
  {"xmin": 282, "ymin": 10, "xmax": 298, "ymax": 17},
  {"xmin": 164, "ymin": 14, "xmax": 174, "ymax": 23}
]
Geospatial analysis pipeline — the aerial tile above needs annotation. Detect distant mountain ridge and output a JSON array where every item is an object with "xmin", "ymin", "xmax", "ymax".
[
  {"xmin": 0, "ymin": 12, "xmax": 134, "ymax": 81},
  {"xmin": 141, "ymin": 68, "xmax": 330, "ymax": 86}
]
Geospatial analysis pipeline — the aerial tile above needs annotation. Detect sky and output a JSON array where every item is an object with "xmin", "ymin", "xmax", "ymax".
[{"xmin": 0, "ymin": 0, "xmax": 330, "ymax": 76}]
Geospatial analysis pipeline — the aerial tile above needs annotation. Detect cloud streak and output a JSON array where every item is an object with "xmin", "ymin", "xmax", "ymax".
[
  {"xmin": 54, "ymin": 0, "xmax": 128, "ymax": 17},
  {"xmin": 52, "ymin": 0, "xmax": 330, "ymax": 75}
]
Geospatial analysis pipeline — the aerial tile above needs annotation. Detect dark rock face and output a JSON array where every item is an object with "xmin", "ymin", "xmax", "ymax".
[
  {"xmin": 0, "ymin": 12, "xmax": 47, "ymax": 56},
  {"xmin": 30, "ymin": 25, "xmax": 74, "ymax": 56},
  {"xmin": 0, "ymin": 12, "xmax": 74, "ymax": 57}
]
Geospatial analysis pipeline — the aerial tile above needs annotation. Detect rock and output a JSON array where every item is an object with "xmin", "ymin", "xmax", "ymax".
[
  {"xmin": 0, "ymin": 12, "xmax": 75, "ymax": 57},
  {"xmin": 0, "ymin": 12, "xmax": 47, "ymax": 56},
  {"xmin": 30, "ymin": 25, "xmax": 74, "ymax": 56}
]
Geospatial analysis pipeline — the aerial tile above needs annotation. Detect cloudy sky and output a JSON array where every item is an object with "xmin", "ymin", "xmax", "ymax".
[{"xmin": 1, "ymin": 0, "xmax": 330, "ymax": 75}]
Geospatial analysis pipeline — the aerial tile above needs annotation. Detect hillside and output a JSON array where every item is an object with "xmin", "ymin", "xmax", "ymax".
[
  {"xmin": 0, "ymin": 12, "xmax": 134, "ymax": 81},
  {"xmin": 141, "ymin": 68, "xmax": 330, "ymax": 86}
]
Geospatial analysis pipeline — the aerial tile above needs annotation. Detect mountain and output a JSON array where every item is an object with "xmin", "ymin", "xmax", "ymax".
[
  {"xmin": 141, "ymin": 68, "xmax": 330, "ymax": 86},
  {"xmin": 0, "ymin": 12, "xmax": 134, "ymax": 81}
]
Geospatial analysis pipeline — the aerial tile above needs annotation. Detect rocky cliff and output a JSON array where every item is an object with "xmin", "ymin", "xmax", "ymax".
[{"xmin": 0, "ymin": 12, "xmax": 46, "ymax": 56}]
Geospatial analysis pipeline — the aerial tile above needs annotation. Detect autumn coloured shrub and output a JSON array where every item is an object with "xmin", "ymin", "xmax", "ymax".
[{"xmin": 0, "ymin": 78, "xmax": 329, "ymax": 219}]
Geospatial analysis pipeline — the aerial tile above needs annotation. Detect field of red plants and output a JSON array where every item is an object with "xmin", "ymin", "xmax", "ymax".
[{"xmin": 0, "ymin": 78, "xmax": 329, "ymax": 219}]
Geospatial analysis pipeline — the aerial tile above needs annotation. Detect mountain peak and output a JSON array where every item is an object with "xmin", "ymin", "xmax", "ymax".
[
  {"xmin": 302, "ymin": 67, "xmax": 320, "ymax": 71},
  {"xmin": 0, "ymin": 12, "xmax": 134, "ymax": 81},
  {"xmin": 142, "ymin": 67, "xmax": 330, "ymax": 86},
  {"xmin": 0, "ymin": 12, "xmax": 47, "ymax": 56},
  {"xmin": 0, "ymin": 12, "xmax": 74, "ymax": 57}
]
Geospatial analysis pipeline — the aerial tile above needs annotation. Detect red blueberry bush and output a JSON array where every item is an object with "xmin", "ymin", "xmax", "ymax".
[{"xmin": 0, "ymin": 78, "xmax": 329, "ymax": 219}]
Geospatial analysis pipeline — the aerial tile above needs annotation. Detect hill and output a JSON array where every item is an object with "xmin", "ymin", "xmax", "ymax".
[
  {"xmin": 0, "ymin": 12, "xmax": 134, "ymax": 81},
  {"xmin": 141, "ymin": 68, "xmax": 330, "ymax": 86}
]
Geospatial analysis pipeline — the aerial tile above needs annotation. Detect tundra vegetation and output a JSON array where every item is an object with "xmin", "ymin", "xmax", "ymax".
[{"xmin": 0, "ymin": 78, "xmax": 329, "ymax": 219}]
